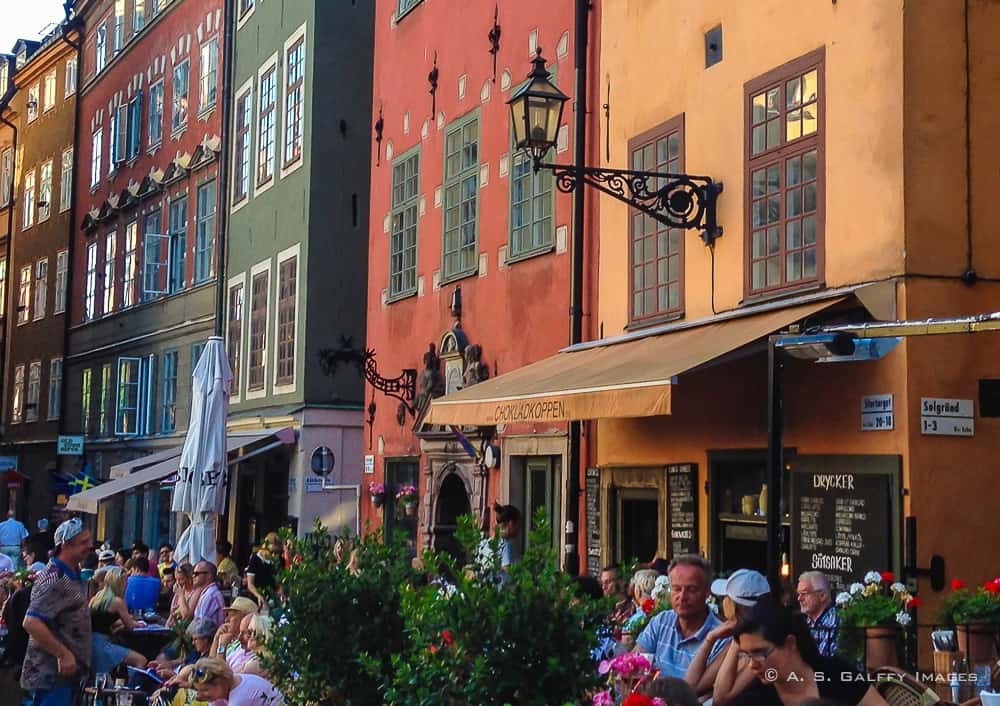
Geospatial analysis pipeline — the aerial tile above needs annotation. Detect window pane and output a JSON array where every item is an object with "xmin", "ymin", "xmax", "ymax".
[
  {"xmin": 766, "ymin": 165, "xmax": 780, "ymax": 193},
  {"xmin": 668, "ymin": 283, "xmax": 679, "ymax": 309},
  {"xmin": 786, "ymin": 77, "xmax": 801, "ymax": 108},
  {"xmin": 787, "ymin": 187, "xmax": 802, "ymax": 217},
  {"xmin": 787, "ymin": 251, "xmax": 802, "ymax": 281},
  {"xmin": 767, "ymin": 226, "xmax": 780, "ymax": 255},
  {"xmin": 752, "ymin": 230, "xmax": 765, "ymax": 258},
  {"xmin": 786, "ymin": 155, "xmax": 802, "ymax": 186},
  {"xmin": 804, "ymin": 247, "xmax": 817, "ymax": 276},
  {"xmin": 752, "ymin": 168, "xmax": 767, "ymax": 198},
  {"xmin": 752, "ymin": 93, "xmax": 767, "ymax": 123},
  {"xmin": 752, "ymin": 125, "xmax": 765, "ymax": 155},
  {"xmin": 633, "ymin": 265, "xmax": 643, "ymax": 290},
  {"xmin": 803, "ymin": 215, "xmax": 817, "ymax": 245},
  {"xmin": 803, "ymin": 150, "xmax": 817, "ymax": 180},
  {"xmin": 668, "ymin": 229, "xmax": 680, "ymax": 255},
  {"xmin": 766, "ymin": 256, "xmax": 780, "ymax": 286},
  {"xmin": 786, "ymin": 108, "xmax": 802, "ymax": 141},
  {"xmin": 767, "ymin": 195, "xmax": 780, "ymax": 223},
  {"xmin": 752, "ymin": 261, "xmax": 765, "ymax": 289},
  {"xmin": 766, "ymin": 89, "xmax": 779, "ymax": 117},
  {"xmin": 786, "ymin": 220, "xmax": 801, "ymax": 249},
  {"xmin": 802, "ymin": 70, "xmax": 818, "ymax": 103},
  {"xmin": 767, "ymin": 119, "xmax": 781, "ymax": 149},
  {"xmin": 803, "ymin": 181, "xmax": 817, "ymax": 213},
  {"xmin": 657, "ymin": 231, "xmax": 668, "ymax": 258}
]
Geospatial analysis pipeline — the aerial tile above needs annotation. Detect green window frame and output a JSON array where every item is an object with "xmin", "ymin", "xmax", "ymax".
[
  {"xmin": 442, "ymin": 112, "xmax": 479, "ymax": 281},
  {"xmin": 389, "ymin": 147, "xmax": 419, "ymax": 298},
  {"xmin": 397, "ymin": 0, "xmax": 422, "ymax": 19}
]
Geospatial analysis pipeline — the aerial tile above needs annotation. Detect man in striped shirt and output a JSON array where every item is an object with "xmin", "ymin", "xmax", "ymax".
[
  {"xmin": 797, "ymin": 571, "xmax": 839, "ymax": 657},
  {"xmin": 193, "ymin": 560, "xmax": 226, "ymax": 627},
  {"xmin": 636, "ymin": 555, "xmax": 730, "ymax": 679}
]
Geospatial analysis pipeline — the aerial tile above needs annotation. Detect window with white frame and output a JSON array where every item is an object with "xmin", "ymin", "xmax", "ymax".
[
  {"xmin": 192, "ymin": 340, "xmax": 206, "ymax": 369},
  {"xmin": 11, "ymin": 365, "xmax": 24, "ymax": 424},
  {"xmin": 91, "ymin": 129, "xmax": 103, "ymax": 187},
  {"xmin": 227, "ymin": 281, "xmax": 243, "ymax": 393},
  {"xmin": 17, "ymin": 266, "xmax": 30, "ymax": 325},
  {"xmin": 60, "ymin": 148, "xmax": 72, "ymax": 212},
  {"xmin": 168, "ymin": 196, "xmax": 187, "ymax": 293},
  {"xmin": 123, "ymin": 222, "xmax": 137, "ymax": 307},
  {"xmin": 111, "ymin": 102, "xmax": 127, "ymax": 167},
  {"xmin": 44, "ymin": 71, "xmax": 56, "ymax": 112},
  {"xmin": 149, "ymin": 80, "xmax": 164, "ymax": 146},
  {"xmin": 238, "ymin": 0, "xmax": 254, "ymax": 20},
  {"xmin": 54, "ymin": 250, "xmax": 68, "ymax": 313},
  {"xmin": 195, "ymin": 181, "xmax": 215, "ymax": 283},
  {"xmin": 33, "ymin": 259, "xmax": 47, "ymax": 321},
  {"xmin": 127, "ymin": 92, "xmax": 142, "ymax": 160},
  {"xmin": 115, "ymin": 355, "xmax": 156, "ymax": 436},
  {"xmin": 38, "ymin": 160, "xmax": 52, "ymax": 222},
  {"xmin": 275, "ymin": 253, "xmax": 297, "ymax": 387},
  {"xmin": 47, "ymin": 358, "xmax": 62, "ymax": 420},
  {"xmin": 27, "ymin": 84, "xmax": 39, "ymax": 122},
  {"xmin": 248, "ymin": 269, "xmax": 268, "ymax": 392},
  {"xmin": 103, "ymin": 232, "xmax": 116, "ymax": 315},
  {"xmin": 134, "ymin": 0, "xmax": 145, "ymax": 32},
  {"xmin": 232, "ymin": 86, "xmax": 252, "ymax": 203},
  {"xmin": 84, "ymin": 241, "xmax": 98, "ymax": 321},
  {"xmin": 171, "ymin": 60, "xmax": 189, "ymax": 132},
  {"xmin": 284, "ymin": 34, "xmax": 305, "ymax": 168},
  {"xmin": 23, "ymin": 169, "xmax": 35, "ymax": 229},
  {"xmin": 390, "ymin": 150, "xmax": 419, "ymax": 297},
  {"xmin": 1, "ymin": 148, "xmax": 12, "ymax": 205},
  {"xmin": 256, "ymin": 63, "xmax": 277, "ymax": 187},
  {"xmin": 442, "ymin": 114, "xmax": 480, "ymax": 279},
  {"xmin": 26, "ymin": 362, "xmax": 40, "ymax": 422},
  {"xmin": 113, "ymin": 0, "xmax": 125, "ymax": 53},
  {"xmin": 81, "ymin": 368, "xmax": 92, "ymax": 435},
  {"xmin": 142, "ymin": 209, "xmax": 167, "ymax": 300},
  {"xmin": 199, "ymin": 38, "xmax": 218, "ymax": 112},
  {"xmin": 96, "ymin": 23, "xmax": 107, "ymax": 73},
  {"xmin": 161, "ymin": 349, "xmax": 178, "ymax": 432},
  {"xmin": 65, "ymin": 58, "xmax": 77, "ymax": 96},
  {"xmin": 99, "ymin": 363, "xmax": 112, "ymax": 435}
]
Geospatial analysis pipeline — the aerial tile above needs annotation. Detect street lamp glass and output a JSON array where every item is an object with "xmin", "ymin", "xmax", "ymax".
[{"xmin": 507, "ymin": 50, "xmax": 569, "ymax": 161}]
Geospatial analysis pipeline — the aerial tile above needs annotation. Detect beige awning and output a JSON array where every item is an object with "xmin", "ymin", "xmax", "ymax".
[
  {"xmin": 424, "ymin": 299, "xmax": 841, "ymax": 426},
  {"xmin": 67, "ymin": 428, "xmax": 297, "ymax": 514}
]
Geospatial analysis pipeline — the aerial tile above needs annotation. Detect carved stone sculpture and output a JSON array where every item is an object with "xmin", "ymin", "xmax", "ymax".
[
  {"xmin": 462, "ymin": 344, "xmax": 489, "ymax": 387},
  {"xmin": 414, "ymin": 343, "xmax": 446, "ymax": 413}
]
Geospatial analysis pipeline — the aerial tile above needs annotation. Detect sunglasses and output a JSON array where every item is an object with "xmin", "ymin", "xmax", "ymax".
[{"xmin": 192, "ymin": 570, "xmax": 211, "ymax": 576}]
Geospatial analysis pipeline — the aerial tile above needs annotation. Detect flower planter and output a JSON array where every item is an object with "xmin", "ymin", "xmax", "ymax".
[
  {"xmin": 403, "ymin": 501, "xmax": 417, "ymax": 517},
  {"xmin": 865, "ymin": 626, "xmax": 899, "ymax": 670},
  {"xmin": 957, "ymin": 622, "xmax": 998, "ymax": 665},
  {"xmin": 371, "ymin": 494, "xmax": 384, "ymax": 508}
]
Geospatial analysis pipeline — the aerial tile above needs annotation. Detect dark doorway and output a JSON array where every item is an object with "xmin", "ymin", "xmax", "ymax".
[
  {"xmin": 434, "ymin": 472, "xmax": 470, "ymax": 562},
  {"xmin": 231, "ymin": 450, "xmax": 291, "ymax": 568},
  {"xmin": 615, "ymin": 487, "xmax": 658, "ymax": 565},
  {"xmin": 385, "ymin": 459, "xmax": 419, "ymax": 559}
]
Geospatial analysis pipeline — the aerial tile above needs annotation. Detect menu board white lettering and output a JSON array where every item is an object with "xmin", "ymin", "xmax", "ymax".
[
  {"xmin": 667, "ymin": 464, "xmax": 699, "ymax": 557},
  {"xmin": 586, "ymin": 467, "xmax": 601, "ymax": 577}
]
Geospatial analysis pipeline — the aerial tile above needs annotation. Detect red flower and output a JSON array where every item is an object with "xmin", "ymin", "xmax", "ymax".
[
  {"xmin": 881, "ymin": 571, "xmax": 895, "ymax": 582},
  {"xmin": 428, "ymin": 644, "xmax": 438, "ymax": 654},
  {"xmin": 441, "ymin": 629, "xmax": 454, "ymax": 646},
  {"xmin": 951, "ymin": 579, "xmax": 967, "ymax": 590},
  {"xmin": 984, "ymin": 580, "xmax": 1000, "ymax": 594},
  {"xmin": 908, "ymin": 596, "xmax": 923, "ymax": 608},
  {"xmin": 623, "ymin": 695, "xmax": 655, "ymax": 706},
  {"xmin": 641, "ymin": 599, "xmax": 656, "ymax": 614}
]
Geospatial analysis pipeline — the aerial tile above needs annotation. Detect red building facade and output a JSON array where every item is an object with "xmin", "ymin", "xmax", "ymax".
[{"xmin": 364, "ymin": 0, "xmax": 600, "ymax": 563}]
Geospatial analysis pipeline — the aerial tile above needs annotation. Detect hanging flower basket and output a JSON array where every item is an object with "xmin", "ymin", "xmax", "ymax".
[
  {"xmin": 396, "ymin": 484, "xmax": 418, "ymax": 516},
  {"xmin": 369, "ymin": 482, "xmax": 385, "ymax": 509},
  {"xmin": 403, "ymin": 502, "xmax": 417, "ymax": 517}
]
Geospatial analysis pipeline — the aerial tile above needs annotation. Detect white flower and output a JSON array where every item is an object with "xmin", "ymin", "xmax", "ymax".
[
  {"xmin": 654, "ymin": 575, "xmax": 670, "ymax": 588},
  {"xmin": 651, "ymin": 585, "xmax": 666, "ymax": 601},
  {"xmin": 707, "ymin": 597, "xmax": 720, "ymax": 615},
  {"xmin": 890, "ymin": 582, "xmax": 906, "ymax": 594},
  {"xmin": 849, "ymin": 582, "xmax": 865, "ymax": 595},
  {"xmin": 864, "ymin": 571, "xmax": 883, "ymax": 585},
  {"xmin": 836, "ymin": 592, "xmax": 852, "ymax": 606},
  {"xmin": 895, "ymin": 611, "xmax": 912, "ymax": 627}
]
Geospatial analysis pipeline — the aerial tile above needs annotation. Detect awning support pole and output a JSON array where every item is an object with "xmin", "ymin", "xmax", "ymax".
[{"xmin": 765, "ymin": 336, "xmax": 784, "ymax": 589}]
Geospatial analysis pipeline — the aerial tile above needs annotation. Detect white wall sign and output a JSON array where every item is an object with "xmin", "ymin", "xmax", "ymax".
[
  {"xmin": 305, "ymin": 476, "xmax": 326, "ymax": 493},
  {"xmin": 920, "ymin": 397, "xmax": 974, "ymax": 436},
  {"xmin": 57, "ymin": 436, "xmax": 85, "ymax": 455},
  {"xmin": 861, "ymin": 394, "xmax": 894, "ymax": 431},
  {"xmin": 364, "ymin": 454, "xmax": 375, "ymax": 474}
]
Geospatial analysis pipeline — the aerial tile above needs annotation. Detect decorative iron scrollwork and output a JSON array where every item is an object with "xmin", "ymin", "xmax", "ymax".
[{"xmin": 320, "ymin": 337, "xmax": 417, "ymax": 418}]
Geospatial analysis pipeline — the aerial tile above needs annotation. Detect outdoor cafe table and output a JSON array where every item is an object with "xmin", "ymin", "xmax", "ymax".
[{"xmin": 119, "ymin": 625, "xmax": 174, "ymax": 661}]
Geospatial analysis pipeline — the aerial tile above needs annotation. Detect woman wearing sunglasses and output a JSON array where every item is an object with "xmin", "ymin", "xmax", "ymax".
[{"xmin": 188, "ymin": 657, "xmax": 283, "ymax": 706}]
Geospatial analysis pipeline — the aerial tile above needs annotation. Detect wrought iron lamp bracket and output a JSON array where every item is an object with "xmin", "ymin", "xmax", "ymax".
[
  {"xmin": 536, "ymin": 160, "xmax": 724, "ymax": 245},
  {"xmin": 322, "ymin": 340, "xmax": 417, "ymax": 417}
]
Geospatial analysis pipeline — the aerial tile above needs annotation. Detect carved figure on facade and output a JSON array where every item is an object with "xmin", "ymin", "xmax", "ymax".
[
  {"xmin": 414, "ymin": 343, "xmax": 445, "ymax": 414},
  {"xmin": 462, "ymin": 344, "xmax": 489, "ymax": 388}
]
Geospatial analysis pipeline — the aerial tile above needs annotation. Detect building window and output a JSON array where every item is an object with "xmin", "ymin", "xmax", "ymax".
[
  {"xmin": 168, "ymin": 196, "xmax": 187, "ymax": 293},
  {"xmin": 11, "ymin": 365, "xmax": 24, "ymax": 424},
  {"xmin": 38, "ymin": 160, "xmax": 52, "ymax": 222},
  {"xmin": 276, "ymin": 255, "xmax": 297, "ymax": 386},
  {"xmin": 27, "ymin": 84, "xmax": 39, "ymax": 122},
  {"xmin": 199, "ymin": 38, "xmax": 218, "ymax": 112},
  {"xmin": 143, "ymin": 210, "xmax": 167, "ymax": 300},
  {"xmin": 149, "ymin": 80, "xmax": 164, "ymax": 146},
  {"xmin": 1, "ymin": 148, "xmax": 12, "ymax": 205},
  {"xmin": 96, "ymin": 23, "xmax": 107, "ymax": 73},
  {"xmin": 509, "ymin": 140, "xmax": 553, "ymax": 259},
  {"xmin": 103, "ymin": 232, "xmax": 116, "ymax": 315},
  {"xmin": 26, "ymin": 362, "xmax": 41, "ymax": 422},
  {"xmin": 389, "ymin": 150, "xmax": 419, "ymax": 297},
  {"xmin": 746, "ymin": 51, "xmax": 823, "ymax": 295},
  {"xmin": 195, "ymin": 181, "xmax": 216, "ymax": 283},
  {"xmin": 17, "ymin": 266, "xmax": 30, "ymax": 325},
  {"xmin": 123, "ymin": 222, "xmax": 137, "ymax": 307},
  {"xmin": 629, "ymin": 117, "xmax": 684, "ymax": 322},
  {"xmin": 43, "ymin": 71, "xmax": 56, "ymax": 112},
  {"xmin": 0, "ymin": 60, "xmax": 8, "ymax": 94},
  {"xmin": 397, "ymin": 0, "xmax": 422, "ymax": 18},
  {"xmin": 33, "ymin": 259, "xmax": 47, "ymax": 321},
  {"xmin": 116, "ymin": 356, "xmax": 156, "ymax": 436},
  {"xmin": 23, "ymin": 169, "xmax": 35, "ymax": 229},
  {"xmin": 91, "ymin": 129, "xmax": 103, "ymax": 187},
  {"xmin": 85, "ymin": 241, "xmax": 98, "ymax": 321},
  {"xmin": 60, "ymin": 148, "xmax": 73, "ymax": 212},
  {"xmin": 238, "ymin": 0, "xmax": 254, "ymax": 19},
  {"xmin": 113, "ymin": 0, "xmax": 125, "ymax": 52},
  {"xmin": 171, "ymin": 60, "xmax": 190, "ymax": 133},
  {"xmin": 284, "ymin": 35, "xmax": 305, "ymax": 167},
  {"xmin": 99, "ymin": 363, "xmax": 112, "ymax": 435},
  {"xmin": 127, "ymin": 93, "xmax": 142, "ymax": 160},
  {"xmin": 48, "ymin": 358, "xmax": 62, "ymax": 420},
  {"xmin": 54, "ymin": 250, "xmax": 68, "ymax": 314},
  {"xmin": 65, "ymin": 58, "xmax": 77, "ymax": 96},
  {"xmin": 134, "ymin": 0, "xmax": 145, "ymax": 32},
  {"xmin": 161, "ymin": 349, "xmax": 178, "ymax": 432},
  {"xmin": 111, "ymin": 102, "xmax": 127, "ymax": 167},
  {"xmin": 192, "ymin": 341, "xmax": 206, "ymax": 371},
  {"xmin": 227, "ymin": 282, "xmax": 243, "ymax": 392},
  {"xmin": 233, "ymin": 87, "xmax": 252, "ymax": 203},
  {"xmin": 256, "ymin": 64, "xmax": 277, "ymax": 187},
  {"xmin": 442, "ymin": 115, "xmax": 479, "ymax": 280},
  {"xmin": 247, "ymin": 270, "xmax": 268, "ymax": 392},
  {"xmin": 81, "ymin": 368, "xmax": 93, "ymax": 434}
]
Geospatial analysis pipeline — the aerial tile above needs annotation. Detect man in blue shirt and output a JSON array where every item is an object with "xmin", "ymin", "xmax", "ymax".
[
  {"xmin": 0, "ymin": 510, "xmax": 29, "ymax": 567},
  {"xmin": 636, "ymin": 554, "xmax": 729, "ymax": 680},
  {"xmin": 797, "ymin": 570, "xmax": 839, "ymax": 657}
]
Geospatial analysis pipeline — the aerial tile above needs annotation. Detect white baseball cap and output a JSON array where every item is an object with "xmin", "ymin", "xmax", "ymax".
[{"xmin": 711, "ymin": 569, "xmax": 771, "ymax": 607}]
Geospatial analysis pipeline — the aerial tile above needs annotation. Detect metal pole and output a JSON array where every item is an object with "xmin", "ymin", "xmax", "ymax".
[
  {"xmin": 214, "ymin": 0, "xmax": 236, "ymax": 336},
  {"xmin": 765, "ymin": 335, "xmax": 784, "ymax": 589}
]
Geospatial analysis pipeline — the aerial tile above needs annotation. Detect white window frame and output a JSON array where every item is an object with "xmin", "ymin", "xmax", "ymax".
[
  {"xmin": 280, "ymin": 23, "xmax": 307, "ymax": 178},
  {"xmin": 1, "ymin": 148, "xmax": 12, "ymax": 205},
  {"xmin": 126, "ymin": 92, "xmax": 142, "ymax": 160},
  {"xmin": 113, "ymin": 0, "xmax": 125, "ymax": 53},
  {"xmin": 33, "ymin": 258, "xmax": 47, "ymax": 321},
  {"xmin": 23, "ymin": 168, "xmax": 35, "ymax": 229},
  {"xmin": 167, "ymin": 194, "xmax": 188, "ymax": 293},
  {"xmin": 115, "ymin": 356, "xmax": 141, "ymax": 436},
  {"xmin": 237, "ymin": 0, "xmax": 255, "ymax": 29},
  {"xmin": 227, "ymin": 271, "xmax": 246, "ymax": 403},
  {"xmin": 11, "ymin": 365, "xmax": 24, "ymax": 424},
  {"xmin": 91, "ymin": 128, "xmax": 103, "ymax": 188},
  {"xmin": 54, "ymin": 250, "xmax": 68, "ymax": 314},
  {"xmin": 114, "ymin": 355, "xmax": 156, "ymax": 437},
  {"xmin": 38, "ymin": 159, "xmax": 53, "ymax": 222},
  {"xmin": 17, "ymin": 265, "xmax": 30, "ymax": 325},
  {"xmin": 60, "ymin": 148, "xmax": 73, "ymax": 212},
  {"xmin": 171, "ymin": 59, "xmax": 190, "ymax": 134},
  {"xmin": 148, "ymin": 80, "xmax": 164, "ymax": 147},
  {"xmin": 96, "ymin": 23, "xmax": 107, "ymax": 74},
  {"xmin": 47, "ymin": 358, "xmax": 63, "ymax": 421},
  {"xmin": 0, "ymin": 257, "xmax": 7, "ymax": 317},
  {"xmin": 194, "ymin": 180, "xmax": 216, "ymax": 283},
  {"xmin": 134, "ymin": 0, "xmax": 146, "ymax": 33},
  {"xmin": 142, "ymin": 208, "xmax": 168, "ymax": 300},
  {"xmin": 103, "ymin": 231, "xmax": 116, "ymax": 315},
  {"xmin": 199, "ymin": 37, "xmax": 219, "ymax": 114},
  {"xmin": 273, "ymin": 243, "xmax": 300, "ymax": 394},
  {"xmin": 85, "ymin": 240, "xmax": 98, "ymax": 321},
  {"xmin": 81, "ymin": 368, "xmax": 92, "ymax": 435},
  {"xmin": 65, "ymin": 58, "xmax": 77, "ymax": 97},
  {"xmin": 99, "ymin": 363, "xmax": 112, "ymax": 435},
  {"xmin": 246, "ymin": 258, "xmax": 270, "ymax": 400},
  {"xmin": 160, "ymin": 349, "xmax": 178, "ymax": 433},
  {"xmin": 123, "ymin": 221, "xmax": 137, "ymax": 308},
  {"xmin": 26, "ymin": 361, "xmax": 41, "ymax": 422},
  {"xmin": 230, "ymin": 78, "xmax": 253, "ymax": 210},
  {"xmin": 253, "ymin": 52, "xmax": 279, "ymax": 198},
  {"xmin": 43, "ymin": 71, "xmax": 57, "ymax": 112},
  {"xmin": 27, "ymin": 83, "xmax": 39, "ymax": 122},
  {"xmin": 111, "ymin": 102, "xmax": 127, "ymax": 168}
]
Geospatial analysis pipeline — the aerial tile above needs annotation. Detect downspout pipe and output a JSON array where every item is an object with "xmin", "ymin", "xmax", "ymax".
[{"xmin": 214, "ymin": 0, "xmax": 236, "ymax": 336}]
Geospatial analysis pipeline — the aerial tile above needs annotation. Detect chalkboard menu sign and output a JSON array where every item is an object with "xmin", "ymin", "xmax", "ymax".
[
  {"xmin": 791, "ymin": 470, "xmax": 892, "ymax": 591},
  {"xmin": 667, "ymin": 464, "xmax": 699, "ymax": 557},
  {"xmin": 585, "ymin": 467, "xmax": 601, "ymax": 577}
]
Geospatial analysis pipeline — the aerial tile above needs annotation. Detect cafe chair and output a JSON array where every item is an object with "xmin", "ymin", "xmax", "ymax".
[{"xmin": 872, "ymin": 667, "xmax": 942, "ymax": 706}]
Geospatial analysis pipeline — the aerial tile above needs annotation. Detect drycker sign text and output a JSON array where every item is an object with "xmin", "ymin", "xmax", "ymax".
[{"xmin": 494, "ymin": 399, "xmax": 566, "ymax": 423}]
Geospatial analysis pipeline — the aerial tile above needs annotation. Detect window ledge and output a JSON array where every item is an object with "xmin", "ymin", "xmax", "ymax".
[
  {"xmin": 147, "ymin": 140, "xmax": 162, "ymax": 155},
  {"xmin": 625, "ymin": 311, "xmax": 685, "ymax": 332},
  {"xmin": 505, "ymin": 244, "xmax": 555, "ymax": 266},
  {"xmin": 171, "ymin": 126, "xmax": 188, "ymax": 141},
  {"xmin": 386, "ymin": 289, "xmax": 417, "ymax": 305},
  {"xmin": 741, "ymin": 280, "xmax": 825, "ymax": 308},
  {"xmin": 440, "ymin": 268, "xmax": 479, "ymax": 287},
  {"xmin": 198, "ymin": 106, "xmax": 216, "ymax": 121}
]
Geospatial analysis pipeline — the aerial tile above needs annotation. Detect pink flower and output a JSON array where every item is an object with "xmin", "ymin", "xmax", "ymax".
[
  {"xmin": 652, "ymin": 699, "xmax": 667, "ymax": 706},
  {"xmin": 608, "ymin": 652, "xmax": 652, "ymax": 676},
  {"xmin": 951, "ymin": 578, "xmax": 967, "ymax": 590},
  {"xmin": 592, "ymin": 690, "xmax": 614, "ymax": 706},
  {"xmin": 598, "ymin": 660, "xmax": 612, "ymax": 676}
]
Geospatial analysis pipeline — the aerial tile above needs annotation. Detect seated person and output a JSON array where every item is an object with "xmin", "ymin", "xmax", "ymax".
[
  {"xmin": 125, "ymin": 556, "xmax": 162, "ymax": 614},
  {"xmin": 210, "ymin": 597, "xmax": 257, "ymax": 665},
  {"xmin": 152, "ymin": 617, "xmax": 218, "ymax": 678},
  {"xmin": 158, "ymin": 566, "xmax": 177, "ymax": 614},
  {"xmin": 90, "ymin": 565, "xmax": 148, "ymax": 674},
  {"xmin": 235, "ymin": 614, "xmax": 274, "ymax": 678}
]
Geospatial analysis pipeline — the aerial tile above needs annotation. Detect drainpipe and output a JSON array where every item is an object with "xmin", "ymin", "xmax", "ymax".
[
  {"xmin": 564, "ymin": 0, "xmax": 590, "ymax": 576},
  {"xmin": 0, "ymin": 95, "xmax": 19, "ymax": 443},
  {"xmin": 213, "ymin": 0, "xmax": 236, "ymax": 336}
]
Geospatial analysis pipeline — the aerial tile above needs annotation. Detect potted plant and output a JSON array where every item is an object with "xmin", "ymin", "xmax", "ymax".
[
  {"xmin": 368, "ymin": 481, "xmax": 386, "ymax": 508},
  {"xmin": 396, "ymin": 484, "xmax": 419, "ymax": 516},
  {"xmin": 938, "ymin": 577, "xmax": 1000, "ymax": 664},
  {"xmin": 593, "ymin": 653, "xmax": 662, "ymax": 705},
  {"xmin": 836, "ymin": 570, "xmax": 919, "ymax": 670}
]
